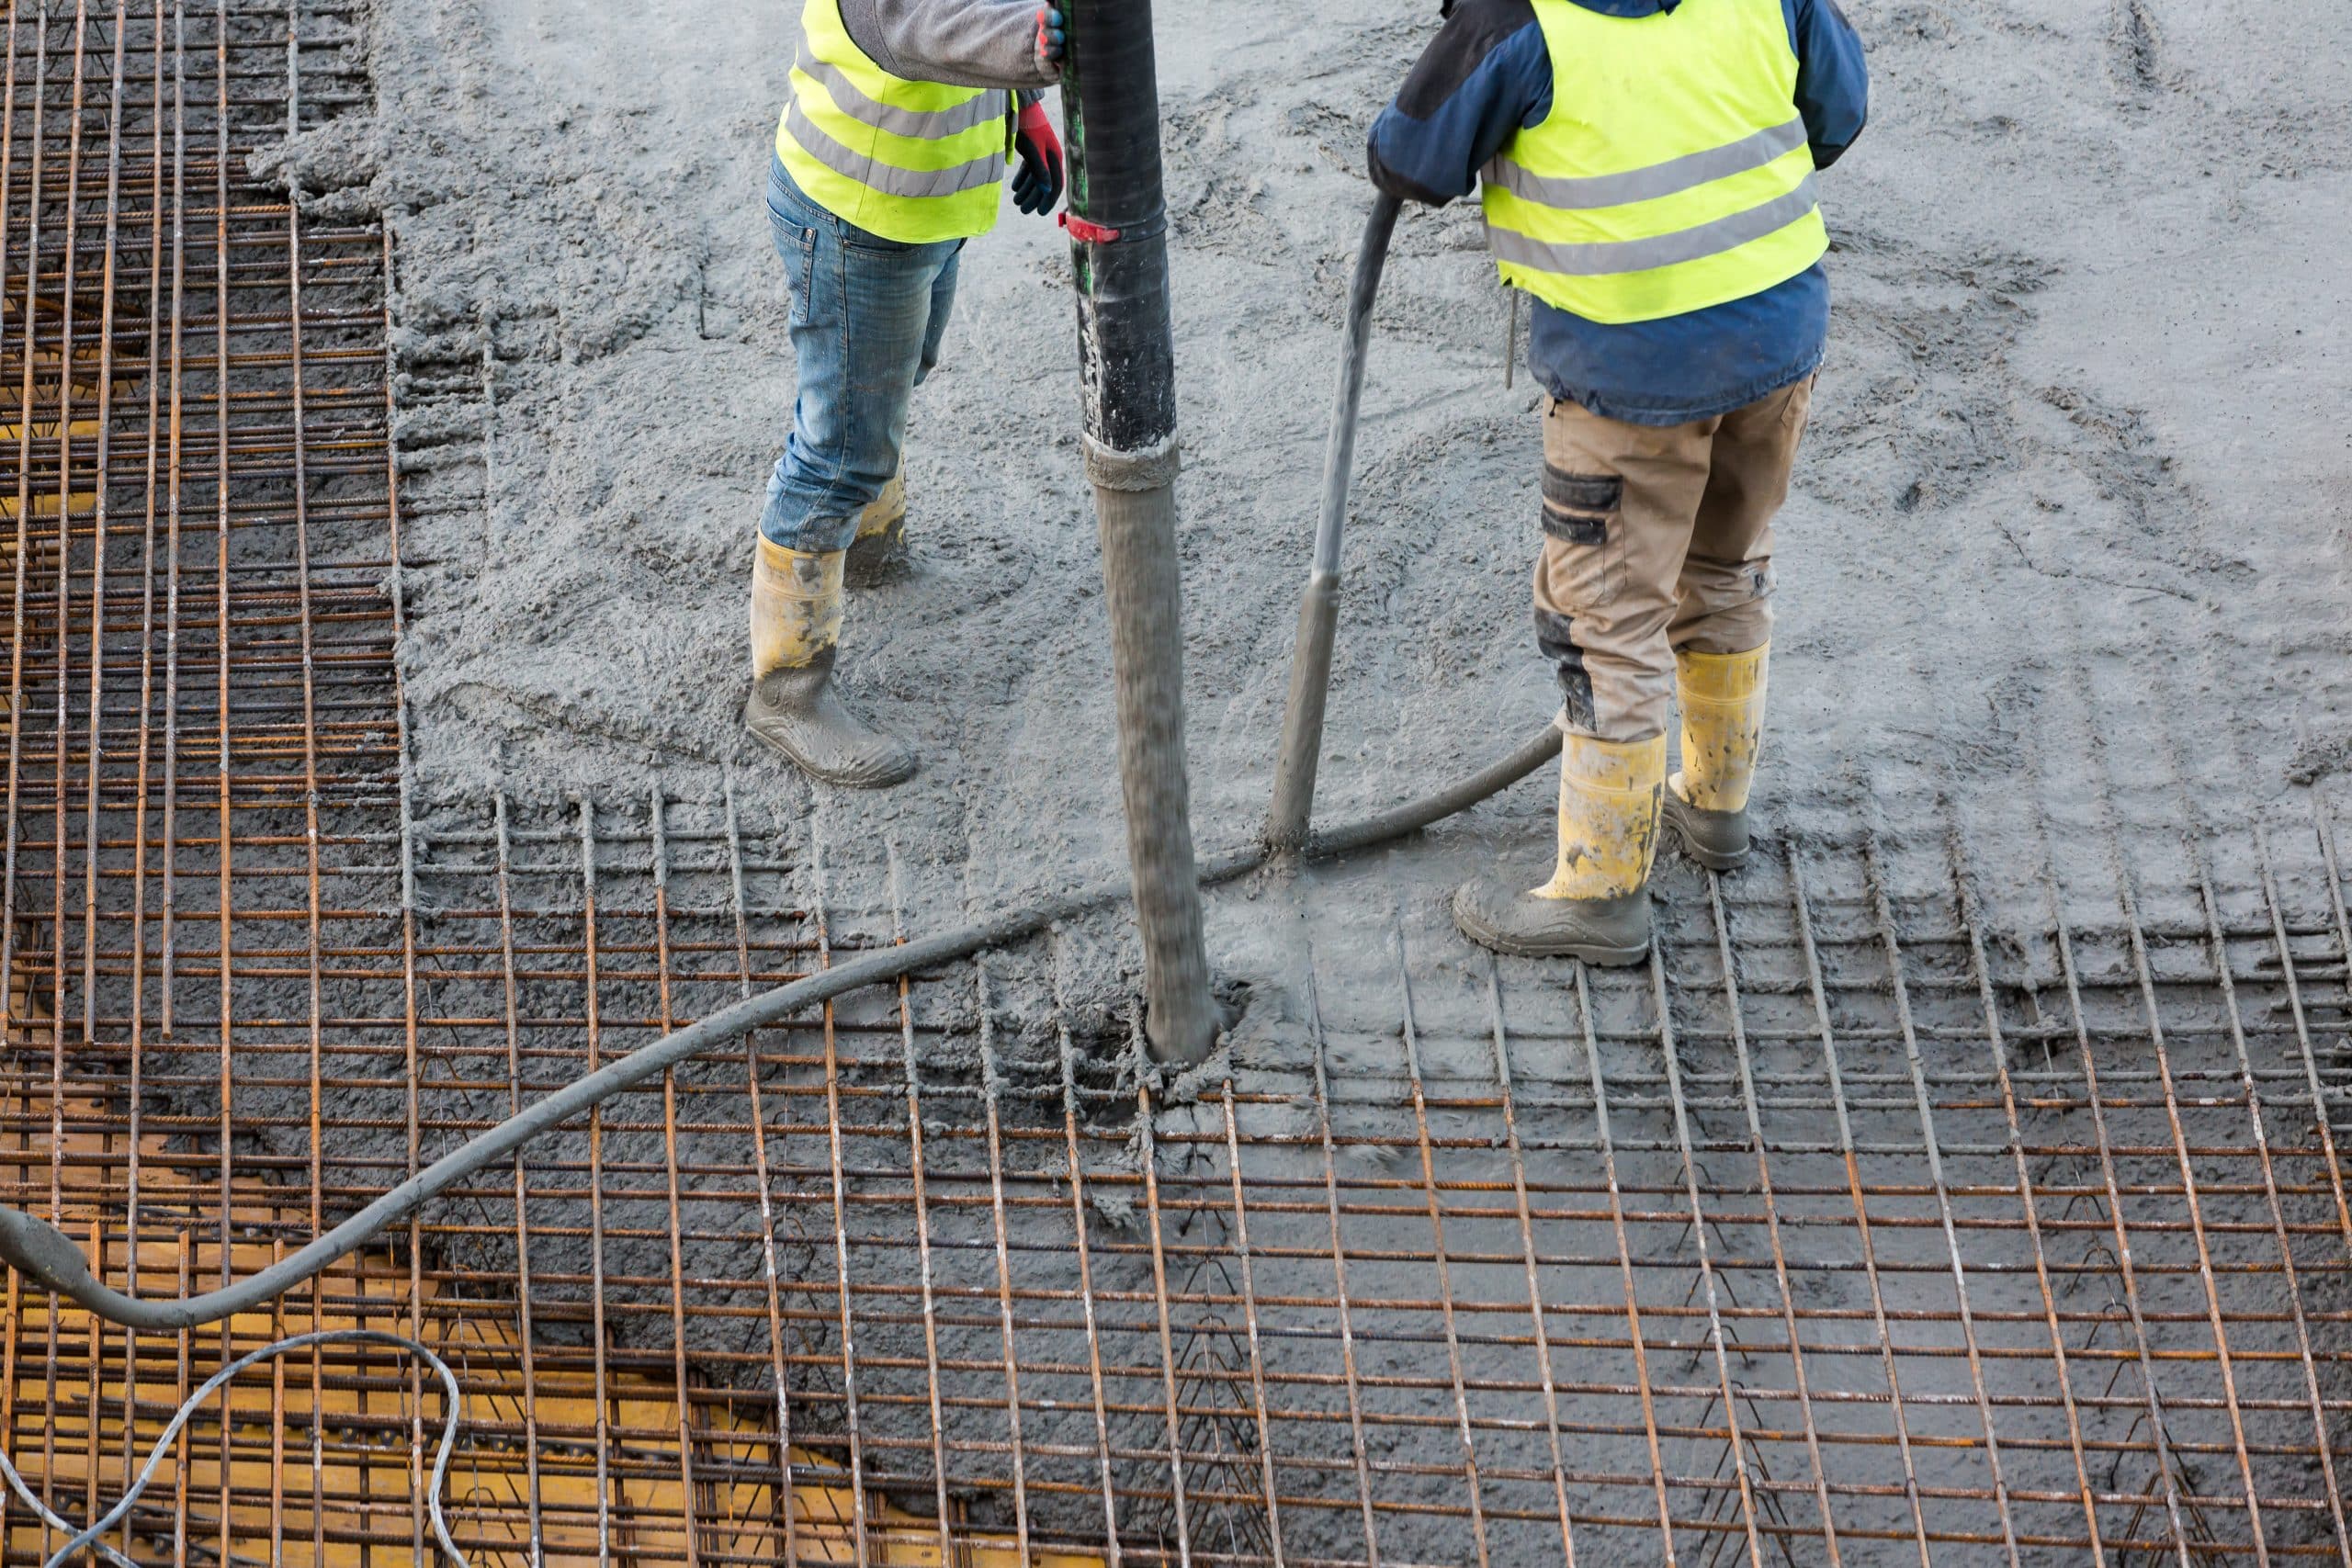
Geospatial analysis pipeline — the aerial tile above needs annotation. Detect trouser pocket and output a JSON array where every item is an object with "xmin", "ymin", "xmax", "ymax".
[
  {"xmin": 1538, "ymin": 464, "xmax": 1623, "ymax": 607},
  {"xmin": 771, "ymin": 212, "xmax": 819, "ymax": 327}
]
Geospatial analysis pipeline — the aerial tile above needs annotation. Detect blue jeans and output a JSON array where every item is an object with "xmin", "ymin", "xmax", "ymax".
[{"xmin": 759, "ymin": 156, "xmax": 962, "ymax": 553}]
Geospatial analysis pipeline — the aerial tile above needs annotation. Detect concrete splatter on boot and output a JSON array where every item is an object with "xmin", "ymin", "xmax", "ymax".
[
  {"xmin": 746, "ymin": 538, "xmax": 917, "ymax": 788},
  {"xmin": 1662, "ymin": 644, "xmax": 1766, "ymax": 871},
  {"xmin": 1452, "ymin": 731, "xmax": 1664, "ymax": 964},
  {"xmin": 842, "ymin": 466, "xmax": 908, "ymax": 588}
]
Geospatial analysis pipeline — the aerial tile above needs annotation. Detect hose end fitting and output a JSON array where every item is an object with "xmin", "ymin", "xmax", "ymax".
[
  {"xmin": 1264, "ymin": 571, "xmax": 1341, "ymax": 859},
  {"xmin": 1080, "ymin": 430, "xmax": 1181, "ymax": 492}
]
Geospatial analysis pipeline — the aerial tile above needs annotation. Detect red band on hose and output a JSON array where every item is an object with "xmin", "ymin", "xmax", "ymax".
[{"xmin": 1059, "ymin": 212, "xmax": 1121, "ymax": 244}]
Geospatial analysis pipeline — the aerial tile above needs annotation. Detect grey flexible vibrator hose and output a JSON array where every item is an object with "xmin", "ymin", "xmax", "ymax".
[
  {"xmin": 0, "ymin": 197, "xmax": 1558, "ymax": 1334},
  {"xmin": 1265, "ymin": 190, "xmax": 1404, "ymax": 855},
  {"xmin": 0, "ymin": 864, "xmax": 1176, "ymax": 1335}
]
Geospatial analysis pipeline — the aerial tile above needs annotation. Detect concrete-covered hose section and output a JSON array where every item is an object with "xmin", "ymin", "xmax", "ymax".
[{"xmin": 0, "ymin": 111, "xmax": 1560, "ymax": 1330}]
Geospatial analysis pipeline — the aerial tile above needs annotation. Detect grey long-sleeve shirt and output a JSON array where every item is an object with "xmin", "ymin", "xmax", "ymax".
[{"xmin": 836, "ymin": 0, "xmax": 1059, "ymax": 92}]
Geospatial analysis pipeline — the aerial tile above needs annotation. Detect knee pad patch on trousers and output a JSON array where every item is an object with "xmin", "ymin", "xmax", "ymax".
[
  {"xmin": 1538, "ymin": 467, "xmax": 1621, "ymax": 605},
  {"xmin": 1534, "ymin": 606, "xmax": 1597, "ymax": 732}
]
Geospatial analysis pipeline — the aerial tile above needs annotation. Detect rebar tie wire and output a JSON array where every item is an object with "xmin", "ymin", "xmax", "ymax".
[{"xmin": 0, "ymin": 1328, "xmax": 468, "ymax": 1568}]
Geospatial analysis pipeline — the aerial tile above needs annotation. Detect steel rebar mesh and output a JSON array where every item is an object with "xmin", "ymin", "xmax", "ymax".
[{"xmin": 0, "ymin": 3, "xmax": 2349, "ymax": 1565}]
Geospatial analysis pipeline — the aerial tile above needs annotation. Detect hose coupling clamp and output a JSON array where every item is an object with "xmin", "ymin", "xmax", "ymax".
[{"xmin": 1083, "ymin": 431, "xmax": 1182, "ymax": 492}]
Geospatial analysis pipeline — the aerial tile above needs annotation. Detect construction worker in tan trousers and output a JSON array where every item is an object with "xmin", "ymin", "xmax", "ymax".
[
  {"xmin": 1366, "ymin": 0, "xmax": 1868, "ymax": 962},
  {"xmin": 751, "ymin": 0, "xmax": 1069, "ymax": 787}
]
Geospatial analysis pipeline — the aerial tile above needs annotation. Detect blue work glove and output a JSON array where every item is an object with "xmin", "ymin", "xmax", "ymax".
[
  {"xmin": 1012, "ymin": 100, "xmax": 1065, "ymax": 216},
  {"xmin": 1035, "ymin": 5, "xmax": 1067, "ymax": 71}
]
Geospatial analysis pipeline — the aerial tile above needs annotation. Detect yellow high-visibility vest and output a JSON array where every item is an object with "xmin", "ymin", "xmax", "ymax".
[
  {"xmin": 1481, "ymin": 0, "xmax": 1829, "ymax": 325},
  {"xmin": 775, "ymin": 0, "xmax": 1014, "ymax": 245}
]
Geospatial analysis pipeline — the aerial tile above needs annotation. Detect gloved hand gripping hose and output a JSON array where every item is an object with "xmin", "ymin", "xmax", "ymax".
[{"xmin": 0, "ymin": 191, "xmax": 1555, "ymax": 1406}]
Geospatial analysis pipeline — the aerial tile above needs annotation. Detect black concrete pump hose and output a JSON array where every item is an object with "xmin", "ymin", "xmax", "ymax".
[
  {"xmin": 1063, "ymin": 0, "xmax": 1222, "ymax": 1066},
  {"xmin": 0, "ymin": 193, "xmax": 1561, "ymax": 1339}
]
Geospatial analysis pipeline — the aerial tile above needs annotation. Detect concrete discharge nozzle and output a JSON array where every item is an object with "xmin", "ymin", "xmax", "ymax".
[{"xmin": 1059, "ymin": 0, "xmax": 1220, "ymax": 1066}]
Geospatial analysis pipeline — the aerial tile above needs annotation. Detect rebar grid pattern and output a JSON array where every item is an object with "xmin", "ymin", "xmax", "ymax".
[
  {"xmin": 321, "ymin": 792, "xmax": 2352, "ymax": 1568},
  {"xmin": 0, "ymin": 3, "xmax": 2349, "ymax": 1566},
  {"xmin": 0, "ymin": 0, "xmax": 431, "ymax": 1561}
]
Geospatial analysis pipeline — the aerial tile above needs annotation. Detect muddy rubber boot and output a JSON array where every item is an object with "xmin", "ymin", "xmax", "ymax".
[
  {"xmin": 842, "ymin": 466, "xmax": 908, "ymax": 588},
  {"xmin": 1453, "ymin": 731, "xmax": 1665, "ymax": 965},
  {"xmin": 747, "ymin": 649, "xmax": 919, "ymax": 788},
  {"xmin": 1453, "ymin": 880, "xmax": 1653, "ymax": 964},
  {"xmin": 1662, "ymin": 644, "xmax": 1767, "ymax": 872},
  {"xmin": 746, "ymin": 538, "xmax": 918, "ymax": 788}
]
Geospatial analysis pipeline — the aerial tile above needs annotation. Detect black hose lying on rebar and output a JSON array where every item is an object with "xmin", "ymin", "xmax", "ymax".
[{"xmin": 0, "ymin": 197, "xmax": 1559, "ymax": 1335}]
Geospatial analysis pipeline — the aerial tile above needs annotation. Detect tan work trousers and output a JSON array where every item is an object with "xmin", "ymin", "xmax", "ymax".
[{"xmin": 1532, "ymin": 376, "xmax": 1813, "ymax": 742}]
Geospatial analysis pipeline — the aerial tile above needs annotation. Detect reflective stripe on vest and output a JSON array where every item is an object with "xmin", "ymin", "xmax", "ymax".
[
  {"xmin": 1481, "ymin": 0, "xmax": 1830, "ymax": 326},
  {"xmin": 775, "ymin": 0, "xmax": 1011, "ymax": 244}
]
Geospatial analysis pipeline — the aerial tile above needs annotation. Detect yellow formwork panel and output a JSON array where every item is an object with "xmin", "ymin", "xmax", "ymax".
[
  {"xmin": 0, "ymin": 491, "xmax": 96, "ymax": 524},
  {"xmin": 0, "ymin": 1090, "xmax": 1108, "ymax": 1567},
  {"xmin": 0, "ymin": 418, "xmax": 104, "ymax": 444}
]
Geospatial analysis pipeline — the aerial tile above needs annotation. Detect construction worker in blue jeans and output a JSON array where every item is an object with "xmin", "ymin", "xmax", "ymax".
[
  {"xmin": 1367, "ymin": 0, "xmax": 1867, "ymax": 963},
  {"xmin": 751, "ymin": 1, "xmax": 1068, "ymax": 788}
]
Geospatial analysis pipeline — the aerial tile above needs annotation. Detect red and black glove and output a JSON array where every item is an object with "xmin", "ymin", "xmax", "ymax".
[{"xmin": 1012, "ymin": 101, "xmax": 1064, "ymax": 217}]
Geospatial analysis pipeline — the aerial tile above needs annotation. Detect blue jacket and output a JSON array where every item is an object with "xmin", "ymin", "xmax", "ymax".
[{"xmin": 1367, "ymin": 0, "xmax": 1868, "ymax": 425}]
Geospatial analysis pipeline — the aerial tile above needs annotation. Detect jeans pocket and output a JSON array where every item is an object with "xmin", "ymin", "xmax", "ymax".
[
  {"xmin": 840, "ymin": 226, "xmax": 920, "ymax": 259},
  {"xmin": 772, "ymin": 213, "xmax": 819, "ymax": 328}
]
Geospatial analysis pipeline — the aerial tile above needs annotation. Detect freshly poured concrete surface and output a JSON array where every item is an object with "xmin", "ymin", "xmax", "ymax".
[
  {"xmin": 325, "ymin": 0, "xmax": 2348, "ymax": 889},
  {"xmin": 226, "ymin": 0, "xmax": 2352, "ymax": 1551}
]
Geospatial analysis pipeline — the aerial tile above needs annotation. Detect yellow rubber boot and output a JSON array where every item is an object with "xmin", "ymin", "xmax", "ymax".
[
  {"xmin": 1452, "ymin": 732, "xmax": 1666, "ymax": 964},
  {"xmin": 843, "ymin": 464, "xmax": 909, "ymax": 588},
  {"xmin": 749, "ymin": 538, "xmax": 842, "ymax": 678},
  {"xmin": 1663, "ymin": 644, "xmax": 1767, "ymax": 870},
  {"xmin": 746, "ymin": 539, "xmax": 917, "ymax": 788}
]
